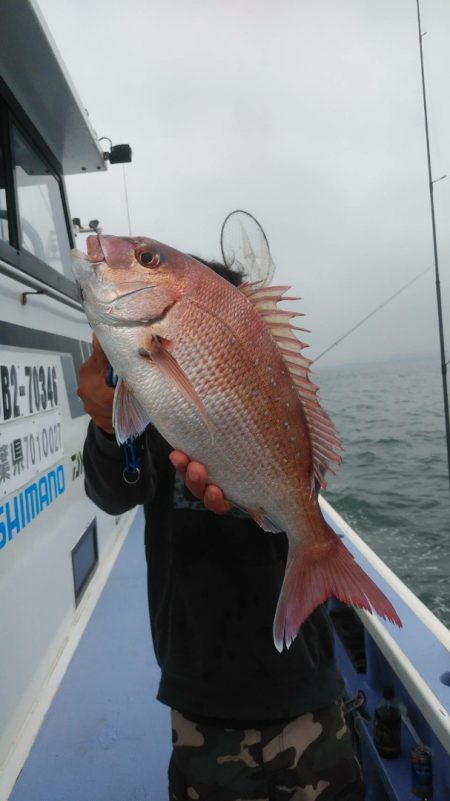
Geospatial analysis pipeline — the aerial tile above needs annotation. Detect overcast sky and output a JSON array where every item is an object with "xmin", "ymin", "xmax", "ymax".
[{"xmin": 37, "ymin": 0, "xmax": 450, "ymax": 367}]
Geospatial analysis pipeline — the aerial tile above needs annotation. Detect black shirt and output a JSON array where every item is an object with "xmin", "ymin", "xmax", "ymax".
[{"xmin": 83, "ymin": 421, "xmax": 344, "ymax": 725}]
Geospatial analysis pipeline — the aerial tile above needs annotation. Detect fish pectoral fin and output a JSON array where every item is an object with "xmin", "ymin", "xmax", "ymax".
[
  {"xmin": 145, "ymin": 335, "xmax": 214, "ymax": 441},
  {"xmin": 113, "ymin": 377, "xmax": 152, "ymax": 443}
]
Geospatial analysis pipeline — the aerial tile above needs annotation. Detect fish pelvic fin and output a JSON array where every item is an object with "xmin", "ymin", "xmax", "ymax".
[
  {"xmin": 113, "ymin": 378, "xmax": 152, "ymax": 443},
  {"xmin": 273, "ymin": 527, "xmax": 402, "ymax": 652}
]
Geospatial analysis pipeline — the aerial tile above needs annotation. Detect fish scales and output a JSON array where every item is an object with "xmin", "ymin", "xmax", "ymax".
[
  {"xmin": 138, "ymin": 283, "xmax": 307, "ymax": 529},
  {"xmin": 73, "ymin": 234, "xmax": 402, "ymax": 650}
]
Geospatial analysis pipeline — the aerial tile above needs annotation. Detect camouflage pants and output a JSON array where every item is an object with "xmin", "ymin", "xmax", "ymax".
[{"xmin": 168, "ymin": 703, "xmax": 364, "ymax": 800}]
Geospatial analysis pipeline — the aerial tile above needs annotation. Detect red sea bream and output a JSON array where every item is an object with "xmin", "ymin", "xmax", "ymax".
[{"xmin": 73, "ymin": 234, "xmax": 401, "ymax": 650}]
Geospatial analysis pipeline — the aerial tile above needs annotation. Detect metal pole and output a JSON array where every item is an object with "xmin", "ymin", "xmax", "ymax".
[{"xmin": 416, "ymin": 0, "xmax": 450, "ymax": 495}]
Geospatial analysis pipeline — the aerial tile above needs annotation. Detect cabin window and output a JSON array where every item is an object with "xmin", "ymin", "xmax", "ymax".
[
  {"xmin": 0, "ymin": 81, "xmax": 77, "ymax": 302},
  {"xmin": 11, "ymin": 125, "xmax": 72, "ymax": 279}
]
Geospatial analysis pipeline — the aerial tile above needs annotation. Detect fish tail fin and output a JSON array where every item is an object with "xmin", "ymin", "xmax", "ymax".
[{"xmin": 273, "ymin": 525, "xmax": 402, "ymax": 652}]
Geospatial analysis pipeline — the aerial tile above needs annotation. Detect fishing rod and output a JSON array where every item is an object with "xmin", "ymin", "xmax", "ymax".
[{"xmin": 416, "ymin": 0, "xmax": 450, "ymax": 496}]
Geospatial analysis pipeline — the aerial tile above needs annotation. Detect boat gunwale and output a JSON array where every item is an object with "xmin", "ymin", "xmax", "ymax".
[{"xmin": 320, "ymin": 495, "xmax": 450, "ymax": 754}]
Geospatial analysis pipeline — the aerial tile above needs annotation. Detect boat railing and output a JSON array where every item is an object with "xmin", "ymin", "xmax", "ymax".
[{"xmin": 321, "ymin": 496, "xmax": 450, "ymax": 800}]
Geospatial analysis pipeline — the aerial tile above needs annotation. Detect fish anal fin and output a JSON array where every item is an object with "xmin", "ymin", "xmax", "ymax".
[
  {"xmin": 242, "ymin": 507, "xmax": 282, "ymax": 533},
  {"xmin": 113, "ymin": 378, "xmax": 152, "ymax": 444},
  {"xmin": 242, "ymin": 283, "xmax": 342, "ymax": 486},
  {"xmin": 273, "ymin": 527, "xmax": 402, "ymax": 652},
  {"xmin": 146, "ymin": 335, "xmax": 214, "ymax": 441}
]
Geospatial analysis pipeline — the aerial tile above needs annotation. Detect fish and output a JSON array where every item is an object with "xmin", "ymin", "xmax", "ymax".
[{"xmin": 72, "ymin": 234, "xmax": 401, "ymax": 650}]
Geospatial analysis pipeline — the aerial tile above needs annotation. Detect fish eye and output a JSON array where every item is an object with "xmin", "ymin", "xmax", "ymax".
[{"xmin": 137, "ymin": 250, "xmax": 160, "ymax": 268}]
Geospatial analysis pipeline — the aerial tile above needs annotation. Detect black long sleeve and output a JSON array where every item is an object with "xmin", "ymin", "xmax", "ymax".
[{"xmin": 83, "ymin": 421, "xmax": 156, "ymax": 515}]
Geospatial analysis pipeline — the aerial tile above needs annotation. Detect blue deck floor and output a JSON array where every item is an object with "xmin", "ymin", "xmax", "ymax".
[{"xmin": 10, "ymin": 510, "xmax": 172, "ymax": 801}]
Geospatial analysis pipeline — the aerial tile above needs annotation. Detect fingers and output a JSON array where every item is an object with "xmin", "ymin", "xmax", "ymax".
[
  {"xmin": 185, "ymin": 461, "xmax": 208, "ymax": 497},
  {"xmin": 77, "ymin": 384, "xmax": 115, "ymax": 433},
  {"xmin": 77, "ymin": 335, "xmax": 115, "ymax": 433},
  {"xmin": 203, "ymin": 484, "xmax": 232, "ymax": 515},
  {"xmin": 79, "ymin": 396, "xmax": 115, "ymax": 434},
  {"xmin": 169, "ymin": 450, "xmax": 189, "ymax": 479},
  {"xmin": 169, "ymin": 451, "xmax": 232, "ymax": 515}
]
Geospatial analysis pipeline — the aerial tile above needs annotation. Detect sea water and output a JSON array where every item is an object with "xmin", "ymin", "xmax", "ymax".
[{"xmin": 315, "ymin": 356, "xmax": 450, "ymax": 628}]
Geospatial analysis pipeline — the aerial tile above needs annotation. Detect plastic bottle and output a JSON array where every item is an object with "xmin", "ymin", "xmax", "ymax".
[{"xmin": 373, "ymin": 685, "xmax": 402, "ymax": 758}]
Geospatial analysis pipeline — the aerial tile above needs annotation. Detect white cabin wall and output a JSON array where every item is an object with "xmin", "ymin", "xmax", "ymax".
[{"xmin": 0, "ymin": 268, "xmax": 136, "ymax": 795}]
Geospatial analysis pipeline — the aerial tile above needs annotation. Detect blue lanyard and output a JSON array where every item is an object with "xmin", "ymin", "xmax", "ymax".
[{"xmin": 107, "ymin": 365, "xmax": 141, "ymax": 484}]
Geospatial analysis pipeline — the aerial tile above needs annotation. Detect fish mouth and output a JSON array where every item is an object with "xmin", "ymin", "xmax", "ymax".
[
  {"xmin": 72, "ymin": 266, "xmax": 158, "ymax": 325},
  {"xmin": 72, "ymin": 235, "xmax": 137, "ymax": 272},
  {"xmin": 71, "ymin": 237, "xmax": 106, "ymax": 287},
  {"xmin": 70, "ymin": 235, "xmax": 105, "ymax": 266},
  {"xmin": 86, "ymin": 235, "xmax": 106, "ymax": 264},
  {"xmin": 70, "ymin": 236, "xmax": 159, "ymax": 323},
  {"xmin": 71, "ymin": 243, "xmax": 156, "ymax": 312}
]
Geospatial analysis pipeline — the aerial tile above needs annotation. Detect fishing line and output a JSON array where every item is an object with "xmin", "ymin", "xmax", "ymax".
[
  {"xmin": 122, "ymin": 164, "xmax": 132, "ymax": 236},
  {"xmin": 313, "ymin": 266, "xmax": 432, "ymax": 363}
]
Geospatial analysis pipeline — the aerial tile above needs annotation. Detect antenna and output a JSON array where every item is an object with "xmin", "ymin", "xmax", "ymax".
[{"xmin": 416, "ymin": 0, "xmax": 450, "ymax": 495}]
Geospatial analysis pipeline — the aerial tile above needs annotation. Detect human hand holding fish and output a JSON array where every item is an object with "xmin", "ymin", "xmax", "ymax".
[
  {"xmin": 77, "ymin": 335, "xmax": 230, "ymax": 514},
  {"xmin": 73, "ymin": 234, "xmax": 402, "ymax": 650},
  {"xmin": 77, "ymin": 335, "xmax": 115, "ymax": 434},
  {"xmin": 169, "ymin": 450, "xmax": 232, "ymax": 514}
]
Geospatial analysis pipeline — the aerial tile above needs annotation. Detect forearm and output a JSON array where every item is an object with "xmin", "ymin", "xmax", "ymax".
[{"xmin": 83, "ymin": 421, "xmax": 155, "ymax": 515}]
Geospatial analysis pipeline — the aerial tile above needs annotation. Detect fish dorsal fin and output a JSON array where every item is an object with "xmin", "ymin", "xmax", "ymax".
[{"xmin": 240, "ymin": 282, "xmax": 342, "ymax": 488}]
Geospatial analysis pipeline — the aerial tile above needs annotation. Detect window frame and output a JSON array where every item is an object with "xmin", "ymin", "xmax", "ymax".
[{"xmin": 0, "ymin": 78, "xmax": 78, "ymax": 301}]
